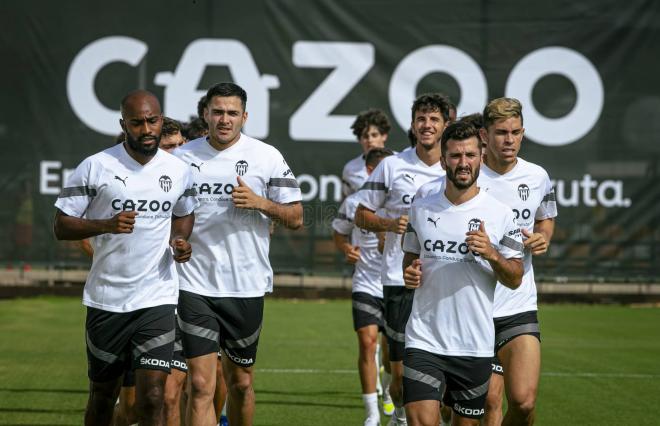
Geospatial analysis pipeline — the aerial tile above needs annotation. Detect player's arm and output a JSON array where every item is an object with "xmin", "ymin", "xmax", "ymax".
[
  {"xmin": 332, "ymin": 232, "xmax": 360, "ymax": 264},
  {"xmin": 232, "ymin": 176, "xmax": 303, "ymax": 230},
  {"xmin": 170, "ymin": 213, "xmax": 195, "ymax": 263},
  {"xmin": 77, "ymin": 239, "xmax": 94, "ymax": 258},
  {"xmin": 402, "ymin": 251, "xmax": 422, "ymax": 289},
  {"xmin": 466, "ymin": 222, "xmax": 523, "ymax": 289},
  {"xmin": 355, "ymin": 205, "xmax": 407, "ymax": 234},
  {"xmin": 523, "ymin": 218, "xmax": 555, "ymax": 255},
  {"xmin": 53, "ymin": 209, "xmax": 137, "ymax": 240}
]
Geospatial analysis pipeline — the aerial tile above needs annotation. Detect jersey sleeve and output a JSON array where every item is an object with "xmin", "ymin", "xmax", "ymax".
[
  {"xmin": 341, "ymin": 163, "xmax": 353, "ymax": 199},
  {"xmin": 357, "ymin": 158, "xmax": 389, "ymax": 211},
  {"xmin": 267, "ymin": 151, "xmax": 302, "ymax": 204},
  {"xmin": 498, "ymin": 210, "xmax": 524, "ymax": 260},
  {"xmin": 331, "ymin": 199, "xmax": 354, "ymax": 235},
  {"xmin": 54, "ymin": 158, "xmax": 96, "ymax": 218},
  {"xmin": 536, "ymin": 170, "xmax": 558, "ymax": 220},
  {"xmin": 173, "ymin": 168, "xmax": 199, "ymax": 217},
  {"xmin": 402, "ymin": 207, "xmax": 421, "ymax": 254}
]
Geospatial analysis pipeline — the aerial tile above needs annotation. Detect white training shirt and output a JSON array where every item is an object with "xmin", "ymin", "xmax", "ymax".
[
  {"xmin": 173, "ymin": 134, "xmax": 302, "ymax": 298},
  {"xmin": 478, "ymin": 158, "xmax": 558, "ymax": 318},
  {"xmin": 341, "ymin": 154, "xmax": 368, "ymax": 198},
  {"xmin": 357, "ymin": 148, "xmax": 445, "ymax": 286},
  {"xmin": 402, "ymin": 190, "xmax": 523, "ymax": 357},
  {"xmin": 331, "ymin": 193, "xmax": 383, "ymax": 298},
  {"xmin": 54, "ymin": 144, "xmax": 198, "ymax": 313}
]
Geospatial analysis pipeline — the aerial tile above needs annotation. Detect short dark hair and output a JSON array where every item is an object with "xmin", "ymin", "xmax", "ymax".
[
  {"xmin": 206, "ymin": 82, "xmax": 247, "ymax": 111},
  {"xmin": 411, "ymin": 93, "xmax": 452, "ymax": 122},
  {"xmin": 183, "ymin": 117, "xmax": 208, "ymax": 140},
  {"xmin": 407, "ymin": 128, "xmax": 416, "ymax": 147},
  {"xmin": 351, "ymin": 109, "xmax": 391, "ymax": 138},
  {"xmin": 440, "ymin": 121, "xmax": 482, "ymax": 156},
  {"xmin": 365, "ymin": 147, "xmax": 394, "ymax": 168},
  {"xmin": 161, "ymin": 117, "xmax": 183, "ymax": 137},
  {"xmin": 196, "ymin": 95, "xmax": 207, "ymax": 118},
  {"xmin": 458, "ymin": 113, "xmax": 483, "ymax": 130}
]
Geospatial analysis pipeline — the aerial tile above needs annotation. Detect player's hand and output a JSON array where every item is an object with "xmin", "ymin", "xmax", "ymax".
[
  {"xmin": 522, "ymin": 229, "xmax": 549, "ymax": 255},
  {"xmin": 232, "ymin": 176, "xmax": 266, "ymax": 210},
  {"xmin": 106, "ymin": 211, "xmax": 138, "ymax": 234},
  {"xmin": 388, "ymin": 215, "xmax": 408, "ymax": 234},
  {"xmin": 466, "ymin": 221, "xmax": 498, "ymax": 261},
  {"xmin": 170, "ymin": 238, "xmax": 192, "ymax": 263},
  {"xmin": 404, "ymin": 259, "xmax": 422, "ymax": 289},
  {"xmin": 344, "ymin": 245, "xmax": 360, "ymax": 264},
  {"xmin": 377, "ymin": 232, "xmax": 385, "ymax": 254}
]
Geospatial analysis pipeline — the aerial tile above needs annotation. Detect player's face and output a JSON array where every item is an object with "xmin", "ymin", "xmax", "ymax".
[
  {"xmin": 359, "ymin": 125, "xmax": 388, "ymax": 154},
  {"xmin": 412, "ymin": 109, "xmax": 446, "ymax": 149},
  {"xmin": 482, "ymin": 116, "xmax": 524, "ymax": 165},
  {"xmin": 442, "ymin": 137, "xmax": 481, "ymax": 190},
  {"xmin": 121, "ymin": 97, "xmax": 163, "ymax": 157},
  {"xmin": 205, "ymin": 95, "xmax": 247, "ymax": 146},
  {"xmin": 159, "ymin": 131, "xmax": 186, "ymax": 153}
]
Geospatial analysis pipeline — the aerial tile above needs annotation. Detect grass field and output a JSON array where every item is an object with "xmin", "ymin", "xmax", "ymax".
[{"xmin": 1, "ymin": 297, "xmax": 659, "ymax": 425}]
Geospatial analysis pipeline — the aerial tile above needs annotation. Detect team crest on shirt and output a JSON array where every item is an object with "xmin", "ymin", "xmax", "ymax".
[
  {"xmin": 159, "ymin": 175, "xmax": 173, "ymax": 192},
  {"xmin": 468, "ymin": 218, "xmax": 481, "ymax": 232},
  {"xmin": 235, "ymin": 160, "xmax": 249, "ymax": 176},
  {"xmin": 518, "ymin": 184, "xmax": 530, "ymax": 201}
]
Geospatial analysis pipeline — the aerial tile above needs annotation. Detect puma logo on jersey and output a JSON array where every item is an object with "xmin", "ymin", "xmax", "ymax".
[
  {"xmin": 427, "ymin": 217, "xmax": 441, "ymax": 227},
  {"xmin": 404, "ymin": 173, "xmax": 416, "ymax": 182},
  {"xmin": 190, "ymin": 162, "xmax": 203, "ymax": 172},
  {"xmin": 114, "ymin": 176, "xmax": 127, "ymax": 186}
]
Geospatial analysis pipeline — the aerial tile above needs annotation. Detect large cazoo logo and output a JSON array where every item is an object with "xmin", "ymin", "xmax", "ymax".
[{"xmin": 67, "ymin": 37, "xmax": 602, "ymax": 147}]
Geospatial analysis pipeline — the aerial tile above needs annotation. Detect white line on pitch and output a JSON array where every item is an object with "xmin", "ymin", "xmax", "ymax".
[{"xmin": 257, "ymin": 368, "xmax": 660, "ymax": 379}]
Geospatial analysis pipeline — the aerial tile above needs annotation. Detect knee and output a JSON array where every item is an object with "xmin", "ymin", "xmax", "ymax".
[
  {"xmin": 228, "ymin": 373, "xmax": 253, "ymax": 397},
  {"xmin": 139, "ymin": 382, "xmax": 165, "ymax": 412},
  {"xmin": 509, "ymin": 391, "xmax": 536, "ymax": 416},
  {"xmin": 485, "ymin": 389, "xmax": 502, "ymax": 411},
  {"xmin": 190, "ymin": 372, "xmax": 215, "ymax": 400}
]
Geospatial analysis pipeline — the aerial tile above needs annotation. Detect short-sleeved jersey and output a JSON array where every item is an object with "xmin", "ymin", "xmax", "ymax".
[
  {"xmin": 357, "ymin": 148, "xmax": 445, "ymax": 286},
  {"xmin": 54, "ymin": 144, "xmax": 199, "ymax": 313},
  {"xmin": 173, "ymin": 134, "xmax": 302, "ymax": 298},
  {"xmin": 478, "ymin": 158, "xmax": 558, "ymax": 317},
  {"xmin": 331, "ymin": 193, "xmax": 382, "ymax": 297},
  {"xmin": 342, "ymin": 154, "xmax": 368, "ymax": 198},
  {"xmin": 402, "ymin": 190, "xmax": 523, "ymax": 357}
]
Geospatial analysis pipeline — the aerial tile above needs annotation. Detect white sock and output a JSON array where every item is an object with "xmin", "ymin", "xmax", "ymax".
[
  {"xmin": 382, "ymin": 371, "xmax": 393, "ymax": 403},
  {"xmin": 363, "ymin": 393, "xmax": 379, "ymax": 419}
]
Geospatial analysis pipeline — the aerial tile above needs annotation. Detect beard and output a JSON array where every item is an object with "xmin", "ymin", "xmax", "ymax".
[
  {"xmin": 446, "ymin": 164, "xmax": 480, "ymax": 189},
  {"xmin": 126, "ymin": 132, "xmax": 160, "ymax": 156}
]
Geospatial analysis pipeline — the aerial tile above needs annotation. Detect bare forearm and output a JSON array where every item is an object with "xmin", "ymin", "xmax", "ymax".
[
  {"xmin": 488, "ymin": 255, "xmax": 523, "ymax": 289},
  {"xmin": 54, "ymin": 212, "xmax": 109, "ymax": 240},
  {"xmin": 171, "ymin": 213, "xmax": 194, "ymax": 241},
  {"xmin": 261, "ymin": 201, "xmax": 303, "ymax": 230},
  {"xmin": 534, "ymin": 218, "xmax": 555, "ymax": 243},
  {"xmin": 355, "ymin": 206, "xmax": 393, "ymax": 232},
  {"xmin": 402, "ymin": 251, "xmax": 419, "ymax": 271},
  {"xmin": 333, "ymin": 232, "xmax": 352, "ymax": 253}
]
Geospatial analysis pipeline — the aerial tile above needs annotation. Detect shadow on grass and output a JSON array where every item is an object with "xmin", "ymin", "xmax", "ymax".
[
  {"xmin": 256, "ymin": 388, "xmax": 356, "ymax": 398},
  {"xmin": 0, "ymin": 387, "xmax": 86, "ymax": 394},
  {"xmin": 258, "ymin": 399, "xmax": 362, "ymax": 409},
  {"xmin": 0, "ymin": 407, "xmax": 84, "ymax": 414}
]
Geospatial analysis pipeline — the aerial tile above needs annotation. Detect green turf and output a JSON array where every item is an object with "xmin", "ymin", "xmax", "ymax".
[{"xmin": 1, "ymin": 297, "xmax": 659, "ymax": 425}]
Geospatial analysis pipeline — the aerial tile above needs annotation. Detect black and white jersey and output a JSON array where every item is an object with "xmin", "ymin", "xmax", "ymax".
[
  {"xmin": 341, "ymin": 154, "xmax": 368, "ymax": 198},
  {"xmin": 54, "ymin": 144, "xmax": 198, "ymax": 313},
  {"xmin": 173, "ymin": 134, "xmax": 302, "ymax": 298},
  {"xmin": 478, "ymin": 158, "xmax": 558, "ymax": 318},
  {"xmin": 331, "ymin": 193, "xmax": 383, "ymax": 298},
  {"xmin": 402, "ymin": 190, "xmax": 523, "ymax": 357},
  {"xmin": 357, "ymin": 148, "xmax": 445, "ymax": 286}
]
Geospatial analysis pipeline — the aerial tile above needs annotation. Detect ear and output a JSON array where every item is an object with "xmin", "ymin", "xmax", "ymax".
[
  {"xmin": 119, "ymin": 118, "xmax": 126, "ymax": 132},
  {"xmin": 479, "ymin": 127, "xmax": 488, "ymax": 144}
]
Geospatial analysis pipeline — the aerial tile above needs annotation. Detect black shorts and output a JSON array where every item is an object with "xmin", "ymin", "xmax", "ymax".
[
  {"xmin": 352, "ymin": 292, "xmax": 385, "ymax": 331},
  {"xmin": 85, "ymin": 304, "xmax": 176, "ymax": 383},
  {"xmin": 172, "ymin": 316, "xmax": 188, "ymax": 372},
  {"xmin": 403, "ymin": 348, "xmax": 491, "ymax": 419},
  {"xmin": 178, "ymin": 290, "xmax": 263, "ymax": 367},
  {"xmin": 383, "ymin": 286, "xmax": 415, "ymax": 362},
  {"xmin": 491, "ymin": 310, "xmax": 541, "ymax": 375}
]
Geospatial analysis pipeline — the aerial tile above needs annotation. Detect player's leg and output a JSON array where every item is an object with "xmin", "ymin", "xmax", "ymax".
[
  {"xmin": 380, "ymin": 332, "xmax": 395, "ymax": 416},
  {"xmin": 164, "ymin": 318, "xmax": 188, "ymax": 426},
  {"xmin": 495, "ymin": 311, "xmax": 541, "ymax": 426},
  {"xmin": 131, "ymin": 304, "xmax": 177, "ymax": 426},
  {"xmin": 402, "ymin": 348, "xmax": 444, "ymax": 426},
  {"xmin": 112, "ymin": 371, "xmax": 137, "ymax": 426},
  {"xmin": 214, "ymin": 354, "xmax": 229, "ymax": 425},
  {"xmin": 481, "ymin": 360, "xmax": 504, "ymax": 426},
  {"xmin": 85, "ymin": 307, "xmax": 132, "ymax": 426},
  {"xmin": 217, "ymin": 296, "xmax": 264, "ymax": 426},
  {"xmin": 384, "ymin": 287, "xmax": 415, "ymax": 425},
  {"xmin": 441, "ymin": 356, "xmax": 491, "ymax": 426},
  {"xmin": 500, "ymin": 336, "xmax": 540, "ymax": 426},
  {"xmin": 178, "ymin": 290, "xmax": 221, "ymax": 425}
]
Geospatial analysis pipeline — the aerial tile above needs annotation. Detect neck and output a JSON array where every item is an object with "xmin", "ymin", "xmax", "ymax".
[
  {"xmin": 444, "ymin": 182, "xmax": 479, "ymax": 205},
  {"xmin": 415, "ymin": 143, "xmax": 441, "ymax": 166},
  {"xmin": 484, "ymin": 155, "xmax": 517, "ymax": 175},
  {"xmin": 123, "ymin": 143, "xmax": 156, "ymax": 165},
  {"xmin": 208, "ymin": 134, "xmax": 241, "ymax": 152}
]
